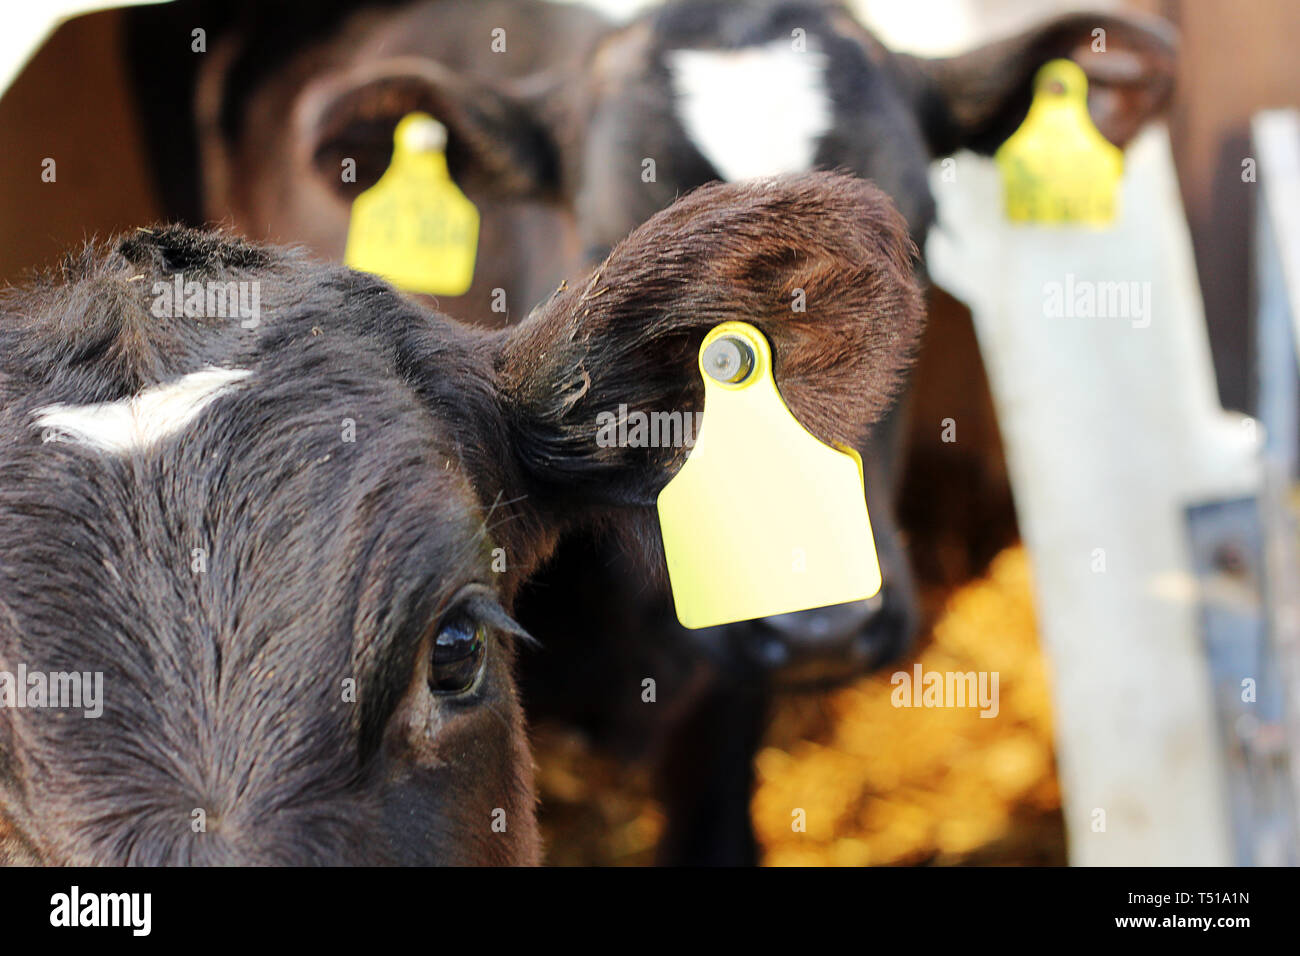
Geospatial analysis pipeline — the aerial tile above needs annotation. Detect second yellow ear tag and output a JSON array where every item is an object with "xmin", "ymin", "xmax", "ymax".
[
  {"xmin": 656, "ymin": 322, "xmax": 882, "ymax": 630},
  {"xmin": 344, "ymin": 112, "xmax": 480, "ymax": 296},
  {"xmin": 994, "ymin": 59, "xmax": 1123, "ymax": 225}
]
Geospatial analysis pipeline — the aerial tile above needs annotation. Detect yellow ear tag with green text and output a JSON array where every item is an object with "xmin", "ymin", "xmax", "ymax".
[
  {"xmin": 344, "ymin": 112, "xmax": 479, "ymax": 295},
  {"xmin": 656, "ymin": 322, "xmax": 882, "ymax": 629},
  {"xmin": 994, "ymin": 59, "xmax": 1123, "ymax": 225}
]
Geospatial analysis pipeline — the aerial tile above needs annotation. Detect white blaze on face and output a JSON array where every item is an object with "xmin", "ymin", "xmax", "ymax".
[
  {"xmin": 33, "ymin": 367, "xmax": 252, "ymax": 454},
  {"xmin": 666, "ymin": 39, "xmax": 833, "ymax": 182}
]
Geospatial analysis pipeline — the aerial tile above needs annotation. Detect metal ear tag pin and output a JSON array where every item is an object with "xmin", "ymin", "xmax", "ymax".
[
  {"xmin": 656, "ymin": 321, "xmax": 882, "ymax": 629},
  {"xmin": 344, "ymin": 112, "xmax": 480, "ymax": 295}
]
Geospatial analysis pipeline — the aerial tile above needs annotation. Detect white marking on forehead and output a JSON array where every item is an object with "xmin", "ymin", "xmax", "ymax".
[
  {"xmin": 667, "ymin": 39, "xmax": 832, "ymax": 182},
  {"xmin": 33, "ymin": 367, "xmax": 252, "ymax": 455}
]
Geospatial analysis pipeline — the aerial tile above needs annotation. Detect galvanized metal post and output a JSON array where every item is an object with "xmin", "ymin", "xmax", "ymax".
[
  {"xmin": 1252, "ymin": 109, "xmax": 1300, "ymax": 854},
  {"xmin": 926, "ymin": 126, "xmax": 1255, "ymax": 864}
]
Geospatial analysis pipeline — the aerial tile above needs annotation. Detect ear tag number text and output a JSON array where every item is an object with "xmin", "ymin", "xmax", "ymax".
[
  {"xmin": 994, "ymin": 59, "xmax": 1123, "ymax": 225},
  {"xmin": 344, "ymin": 112, "xmax": 480, "ymax": 295}
]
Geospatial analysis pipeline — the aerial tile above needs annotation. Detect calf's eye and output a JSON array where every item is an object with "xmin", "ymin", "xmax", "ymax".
[{"xmin": 429, "ymin": 612, "xmax": 487, "ymax": 695}]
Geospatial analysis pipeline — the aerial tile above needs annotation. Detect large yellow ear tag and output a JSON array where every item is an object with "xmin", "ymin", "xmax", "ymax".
[
  {"xmin": 344, "ymin": 112, "xmax": 480, "ymax": 295},
  {"xmin": 994, "ymin": 59, "xmax": 1123, "ymax": 225},
  {"xmin": 656, "ymin": 322, "xmax": 882, "ymax": 630}
]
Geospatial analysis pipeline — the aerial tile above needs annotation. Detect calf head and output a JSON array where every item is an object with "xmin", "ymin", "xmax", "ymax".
[
  {"xmin": 563, "ymin": 0, "xmax": 1173, "ymax": 681},
  {"xmin": 191, "ymin": 0, "xmax": 610, "ymax": 326},
  {"xmin": 568, "ymin": 2, "xmax": 1176, "ymax": 253},
  {"xmin": 0, "ymin": 172, "xmax": 923, "ymax": 864}
]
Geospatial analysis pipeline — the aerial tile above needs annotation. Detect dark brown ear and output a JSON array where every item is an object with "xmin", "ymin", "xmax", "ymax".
[
  {"xmin": 293, "ymin": 56, "xmax": 560, "ymax": 201},
  {"xmin": 494, "ymin": 171, "xmax": 925, "ymax": 507},
  {"xmin": 895, "ymin": 12, "xmax": 1178, "ymax": 156}
]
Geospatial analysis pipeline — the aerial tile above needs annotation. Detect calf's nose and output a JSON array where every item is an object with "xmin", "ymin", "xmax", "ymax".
[
  {"xmin": 742, "ymin": 583, "xmax": 916, "ymax": 687},
  {"xmin": 755, "ymin": 594, "xmax": 883, "ymax": 655}
]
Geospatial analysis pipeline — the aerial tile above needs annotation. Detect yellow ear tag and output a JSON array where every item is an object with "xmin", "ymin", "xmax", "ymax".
[
  {"xmin": 994, "ymin": 59, "xmax": 1123, "ymax": 225},
  {"xmin": 344, "ymin": 112, "xmax": 480, "ymax": 295},
  {"xmin": 656, "ymin": 322, "xmax": 882, "ymax": 629}
]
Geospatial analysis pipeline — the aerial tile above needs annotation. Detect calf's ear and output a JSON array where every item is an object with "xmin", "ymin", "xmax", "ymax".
[
  {"xmin": 493, "ymin": 171, "xmax": 925, "ymax": 509},
  {"xmin": 293, "ymin": 57, "xmax": 560, "ymax": 201},
  {"xmin": 894, "ymin": 12, "xmax": 1178, "ymax": 156}
]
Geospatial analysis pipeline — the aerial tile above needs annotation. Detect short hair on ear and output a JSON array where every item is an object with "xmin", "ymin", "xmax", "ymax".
[{"xmin": 494, "ymin": 171, "xmax": 925, "ymax": 509}]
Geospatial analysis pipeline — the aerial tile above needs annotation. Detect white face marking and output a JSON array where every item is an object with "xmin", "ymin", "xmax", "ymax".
[
  {"xmin": 666, "ymin": 39, "xmax": 833, "ymax": 182},
  {"xmin": 33, "ymin": 367, "xmax": 252, "ymax": 454}
]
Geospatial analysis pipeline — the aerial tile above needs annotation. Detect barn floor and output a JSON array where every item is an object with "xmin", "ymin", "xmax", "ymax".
[{"xmin": 534, "ymin": 544, "xmax": 1067, "ymax": 866}]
